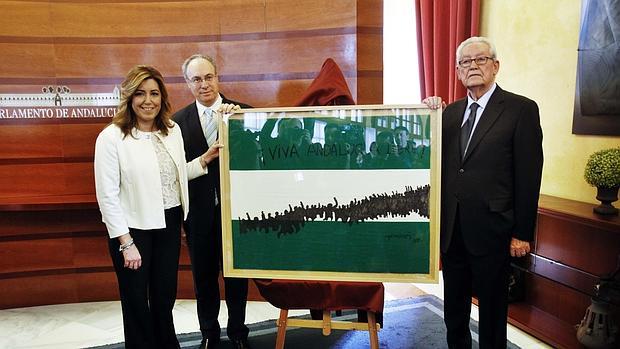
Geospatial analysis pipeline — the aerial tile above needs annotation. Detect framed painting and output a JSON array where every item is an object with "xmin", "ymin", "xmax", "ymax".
[
  {"xmin": 572, "ymin": 0, "xmax": 620, "ymax": 136},
  {"xmin": 219, "ymin": 105, "xmax": 441, "ymax": 283}
]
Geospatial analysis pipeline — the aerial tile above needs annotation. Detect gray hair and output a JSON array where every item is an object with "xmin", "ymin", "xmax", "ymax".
[
  {"xmin": 455, "ymin": 36, "xmax": 498, "ymax": 66},
  {"xmin": 181, "ymin": 54, "xmax": 218, "ymax": 80}
]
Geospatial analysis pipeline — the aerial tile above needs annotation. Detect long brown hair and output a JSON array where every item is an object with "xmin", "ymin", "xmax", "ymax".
[{"xmin": 113, "ymin": 65, "xmax": 173, "ymax": 138}]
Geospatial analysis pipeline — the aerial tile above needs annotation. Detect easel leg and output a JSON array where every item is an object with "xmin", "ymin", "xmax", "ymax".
[
  {"xmin": 322, "ymin": 310, "xmax": 332, "ymax": 336},
  {"xmin": 367, "ymin": 311, "xmax": 379, "ymax": 349},
  {"xmin": 275, "ymin": 309, "xmax": 288, "ymax": 349}
]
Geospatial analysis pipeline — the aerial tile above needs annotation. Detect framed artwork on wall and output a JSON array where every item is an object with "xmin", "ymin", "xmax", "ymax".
[
  {"xmin": 218, "ymin": 105, "xmax": 441, "ymax": 283},
  {"xmin": 572, "ymin": 0, "xmax": 620, "ymax": 136}
]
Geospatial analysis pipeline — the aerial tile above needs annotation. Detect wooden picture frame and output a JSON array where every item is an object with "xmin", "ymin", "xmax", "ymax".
[{"xmin": 219, "ymin": 105, "xmax": 441, "ymax": 283}]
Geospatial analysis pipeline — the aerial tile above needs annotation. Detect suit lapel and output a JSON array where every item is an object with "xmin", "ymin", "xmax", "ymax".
[
  {"xmin": 188, "ymin": 104, "xmax": 209, "ymax": 152},
  {"xmin": 447, "ymin": 99, "xmax": 467, "ymax": 163},
  {"xmin": 462, "ymin": 87, "xmax": 505, "ymax": 163}
]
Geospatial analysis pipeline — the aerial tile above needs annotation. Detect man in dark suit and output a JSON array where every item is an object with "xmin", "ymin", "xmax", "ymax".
[
  {"xmin": 425, "ymin": 37, "xmax": 543, "ymax": 348},
  {"xmin": 174, "ymin": 54, "xmax": 253, "ymax": 349}
]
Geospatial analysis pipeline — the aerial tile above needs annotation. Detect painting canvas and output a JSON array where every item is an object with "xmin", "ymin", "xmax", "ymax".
[
  {"xmin": 572, "ymin": 0, "xmax": 620, "ymax": 135},
  {"xmin": 219, "ymin": 105, "xmax": 441, "ymax": 283}
]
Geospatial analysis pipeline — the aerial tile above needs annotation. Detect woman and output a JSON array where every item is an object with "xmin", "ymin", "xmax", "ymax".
[{"xmin": 94, "ymin": 65, "xmax": 218, "ymax": 348}]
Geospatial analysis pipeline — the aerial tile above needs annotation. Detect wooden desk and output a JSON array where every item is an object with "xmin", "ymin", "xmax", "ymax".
[{"xmin": 507, "ymin": 195, "xmax": 620, "ymax": 349}]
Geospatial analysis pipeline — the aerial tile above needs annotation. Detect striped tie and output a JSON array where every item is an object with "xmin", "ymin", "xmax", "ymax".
[
  {"xmin": 202, "ymin": 109, "xmax": 219, "ymax": 206},
  {"xmin": 203, "ymin": 109, "xmax": 217, "ymax": 147}
]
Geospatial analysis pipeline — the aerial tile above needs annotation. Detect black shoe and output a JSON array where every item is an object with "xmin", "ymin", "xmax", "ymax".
[
  {"xmin": 230, "ymin": 338, "xmax": 252, "ymax": 349},
  {"xmin": 200, "ymin": 337, "xmax": 221, "ymax": 349}
]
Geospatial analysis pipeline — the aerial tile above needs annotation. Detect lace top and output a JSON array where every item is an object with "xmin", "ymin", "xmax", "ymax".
[{"xmin": 151, "ymin": 134, "xmax": 181, "ymax": 209}]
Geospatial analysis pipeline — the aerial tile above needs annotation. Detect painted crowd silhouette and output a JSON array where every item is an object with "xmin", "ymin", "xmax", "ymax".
[{"xmin": 238, "ymin": 184, "xmax": 430, "ymax": 237}]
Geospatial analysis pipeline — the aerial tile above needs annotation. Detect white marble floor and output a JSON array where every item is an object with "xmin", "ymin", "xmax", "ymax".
[{"xmin": 0, "ymin": 278, "xmax": 552, "ymax": 349}]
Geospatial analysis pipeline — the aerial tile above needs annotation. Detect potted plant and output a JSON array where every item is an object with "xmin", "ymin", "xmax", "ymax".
[{"xmin": 584, "ymin": 147, "xmax": 620, "ymax": 215}]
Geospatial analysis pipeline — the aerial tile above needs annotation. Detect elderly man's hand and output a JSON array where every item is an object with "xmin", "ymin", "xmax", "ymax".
[
  {"xmin": 510, "ymin": 238, "xmax": 531, "ymax": 258},
  {"xmin": 422, "ymin": 96, "xmax": 446, "ymax": 110}
]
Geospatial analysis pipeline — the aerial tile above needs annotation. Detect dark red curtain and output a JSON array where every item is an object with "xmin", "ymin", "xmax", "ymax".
[{"xmin": 416, "ymin": 0, "xmax": 480, "ymax": 103}]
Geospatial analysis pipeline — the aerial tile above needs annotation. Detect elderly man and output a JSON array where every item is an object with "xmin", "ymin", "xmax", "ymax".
[{"xmin": 425, "ymin": 36, "xmax": 543, "ymax": 348}]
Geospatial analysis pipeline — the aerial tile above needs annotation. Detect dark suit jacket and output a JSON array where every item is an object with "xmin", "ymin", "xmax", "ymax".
[
  {"xmin": 173, "ymin": 95, "xmax": 252, "ymax": 233},
  {"xmin": 441, "ymin": 86, "xmax": 543, "ymax": 255}
]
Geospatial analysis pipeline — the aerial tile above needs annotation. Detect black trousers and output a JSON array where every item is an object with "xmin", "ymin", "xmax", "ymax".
[
  {"xmin": 108, "ymin": 206, "xmax": 182, "ymax": 349},
  {"xmin": 185, "ymin": 205, "xmax": 249, "ymax": 341},
  {"xmin": 441, "ymin": 219, "xmax": 510, "ymax": 349}
]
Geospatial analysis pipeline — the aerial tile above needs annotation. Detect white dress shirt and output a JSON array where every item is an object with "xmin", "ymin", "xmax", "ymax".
[
  {"xmin": 196, "ymin": 94, "xmax": 223, "ymax": 140},
  {"xmin": 461, "ymin": 82, "xmax": 497, "ymax": 143}
]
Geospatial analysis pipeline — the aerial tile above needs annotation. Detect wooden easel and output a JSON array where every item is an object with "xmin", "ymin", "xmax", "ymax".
[{"xmin": 275, "ymin": 309, "xmax": 380, "ymax": 349}]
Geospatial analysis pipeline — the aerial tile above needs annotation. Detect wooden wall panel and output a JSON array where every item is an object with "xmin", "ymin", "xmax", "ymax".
[
  {"xmin": 218, "ymin": 0, "xmax": 267, "ymax": 34},
  {"xmin": 1, "ymin": 1, "xmax": 382, "ymax": 107},
  {"xmin": 214, "ymin": 37, "xmax": 357, "ymax": 75},
  {"xmin": 49, "ymin": 2, "xmax": 222, "ymax": 37},
  {"xmin": 167, "ymin": 79, "xmax": 321, "ymax": 109},
  {"xmin": 71, "ymin": 235, "xmax": 115, "ymax": 268},
  {"xmin": 0, "ymin": 271, "xmax": 205, "ymax": 309},
  {"xmin": 0, "ymin": 0, "xmax": 383, "ymax": 309},
  {"xmin": 49, "ymin": 36, "xmax": 356, "ymax": 77},
  {"xmin": 75, "ymin": 272, "xmax": 121, "ymax": 302},
  {"xmin": 179, "ymin": 245, "xmax": 192, "ymax": 265},
  {"xmin": 0, "ymin": 162, "xmax": 93, "ymax": 198},
  {"xmin": 0, "ymin": 163, "xmax": 66, "ymax": 197},
  {"xmin": 357, "ymin": 0, "xmax": 383, "ymax": 27},
  {"xmin": 0, "ymin": 2, "xmax": 53, "ymax": 36},
  {"xmin": 265, "ymin": 0, "xmax": 356, "ymax": 31},
  {"xmin": 357, "ymin": 76, "xmax": 383, "ymax": 105},
  {"xmin": 49, "ymin": 0, "xmax": 357, "ymax": 37},
  {"xmin": 63, "ymin": 162, "xmax": 96, "ymax": 194},
  {"xmin": 357, "ymin": 34, "xmax": 383, "ymax": 72},
  {"xmin": 0, "ymin": 122, "xmax": 102, "ymax": 161},
  {"xmin": 0, "ymin": 238, "xmax": 76, "ymax": 274},
  {"xmin": 0, "ymin": 44, "xmax": 57, "ymax": 78},
  {"xmin": 0, "ymin": 124, "xmax": 63, "ymax": 160},
  {"xmin": 0, "ymin": 274, "xmax": 80, "ymax": 308},
  {"xmin": 62, "ymin": 123, "xmax": 106, "ymax": 158},
  {"xmin": 356, "ymin": 0, "xmax": 383, "ymax": 104},
  {"xmin": 0, "ymin": 209, "xmax": 103, "ymax": 237}
]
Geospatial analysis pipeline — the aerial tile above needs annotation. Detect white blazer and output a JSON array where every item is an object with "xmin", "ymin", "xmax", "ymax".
[{"xmin": 94, "ymin": 122, "xmax": 206, "ymax": 238}]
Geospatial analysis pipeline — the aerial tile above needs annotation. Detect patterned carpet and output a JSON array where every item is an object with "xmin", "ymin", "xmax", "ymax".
[{"xmin": 90, "ymin": 295, "xmax": 520, "ymax": 349}]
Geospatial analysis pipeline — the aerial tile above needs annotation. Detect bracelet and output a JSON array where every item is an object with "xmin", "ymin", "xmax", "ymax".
[{"xmin": 119, "ymin": 238, "xmax": 134, "ymax": 252}]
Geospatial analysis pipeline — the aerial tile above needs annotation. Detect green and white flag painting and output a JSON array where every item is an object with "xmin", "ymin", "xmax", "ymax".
[{"xmin": 221, "ymin": 106, "xmax": 440, "ymax": 283}]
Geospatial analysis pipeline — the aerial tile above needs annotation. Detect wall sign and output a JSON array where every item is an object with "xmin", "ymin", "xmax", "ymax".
[{"xmin": 0, "ymin": 86, "xmax": 120, "ymax": 119}]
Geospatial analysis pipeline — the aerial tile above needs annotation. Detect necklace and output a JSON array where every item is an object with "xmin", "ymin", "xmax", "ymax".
[{"xmin": 135, "ymin": 129, "xmax": 154, "ymax": 140}]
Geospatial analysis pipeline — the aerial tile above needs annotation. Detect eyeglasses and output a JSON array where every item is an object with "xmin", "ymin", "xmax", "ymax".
[
  {"xmin": 188, "ymin": 74, "xmax": 217, "ymax": 85},
  {"xmin": 458, "ymin": 56, "xmax": 494, "ymax": 68}
]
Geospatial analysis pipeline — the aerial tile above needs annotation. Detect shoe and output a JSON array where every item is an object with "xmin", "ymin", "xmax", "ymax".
[
  {"xmin": 230, "ymin": 338, "xmax": 252, "ymax": 349},
  {"xmin": 200, "ymin": 337, "xmax": 220, "ymax": 349}
]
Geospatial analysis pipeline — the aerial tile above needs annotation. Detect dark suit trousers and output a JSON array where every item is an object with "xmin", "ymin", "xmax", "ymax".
[
  {"xmin": 441, "ymin": 218, "xmax": 510, "ymax": 349},
  {"xmin": 108, "ymin": 206, "xmax": 182, "ymax": 349},
  {"xmin": 185, "ymin": 204, "xmax": 249, "ymax": 341}
]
